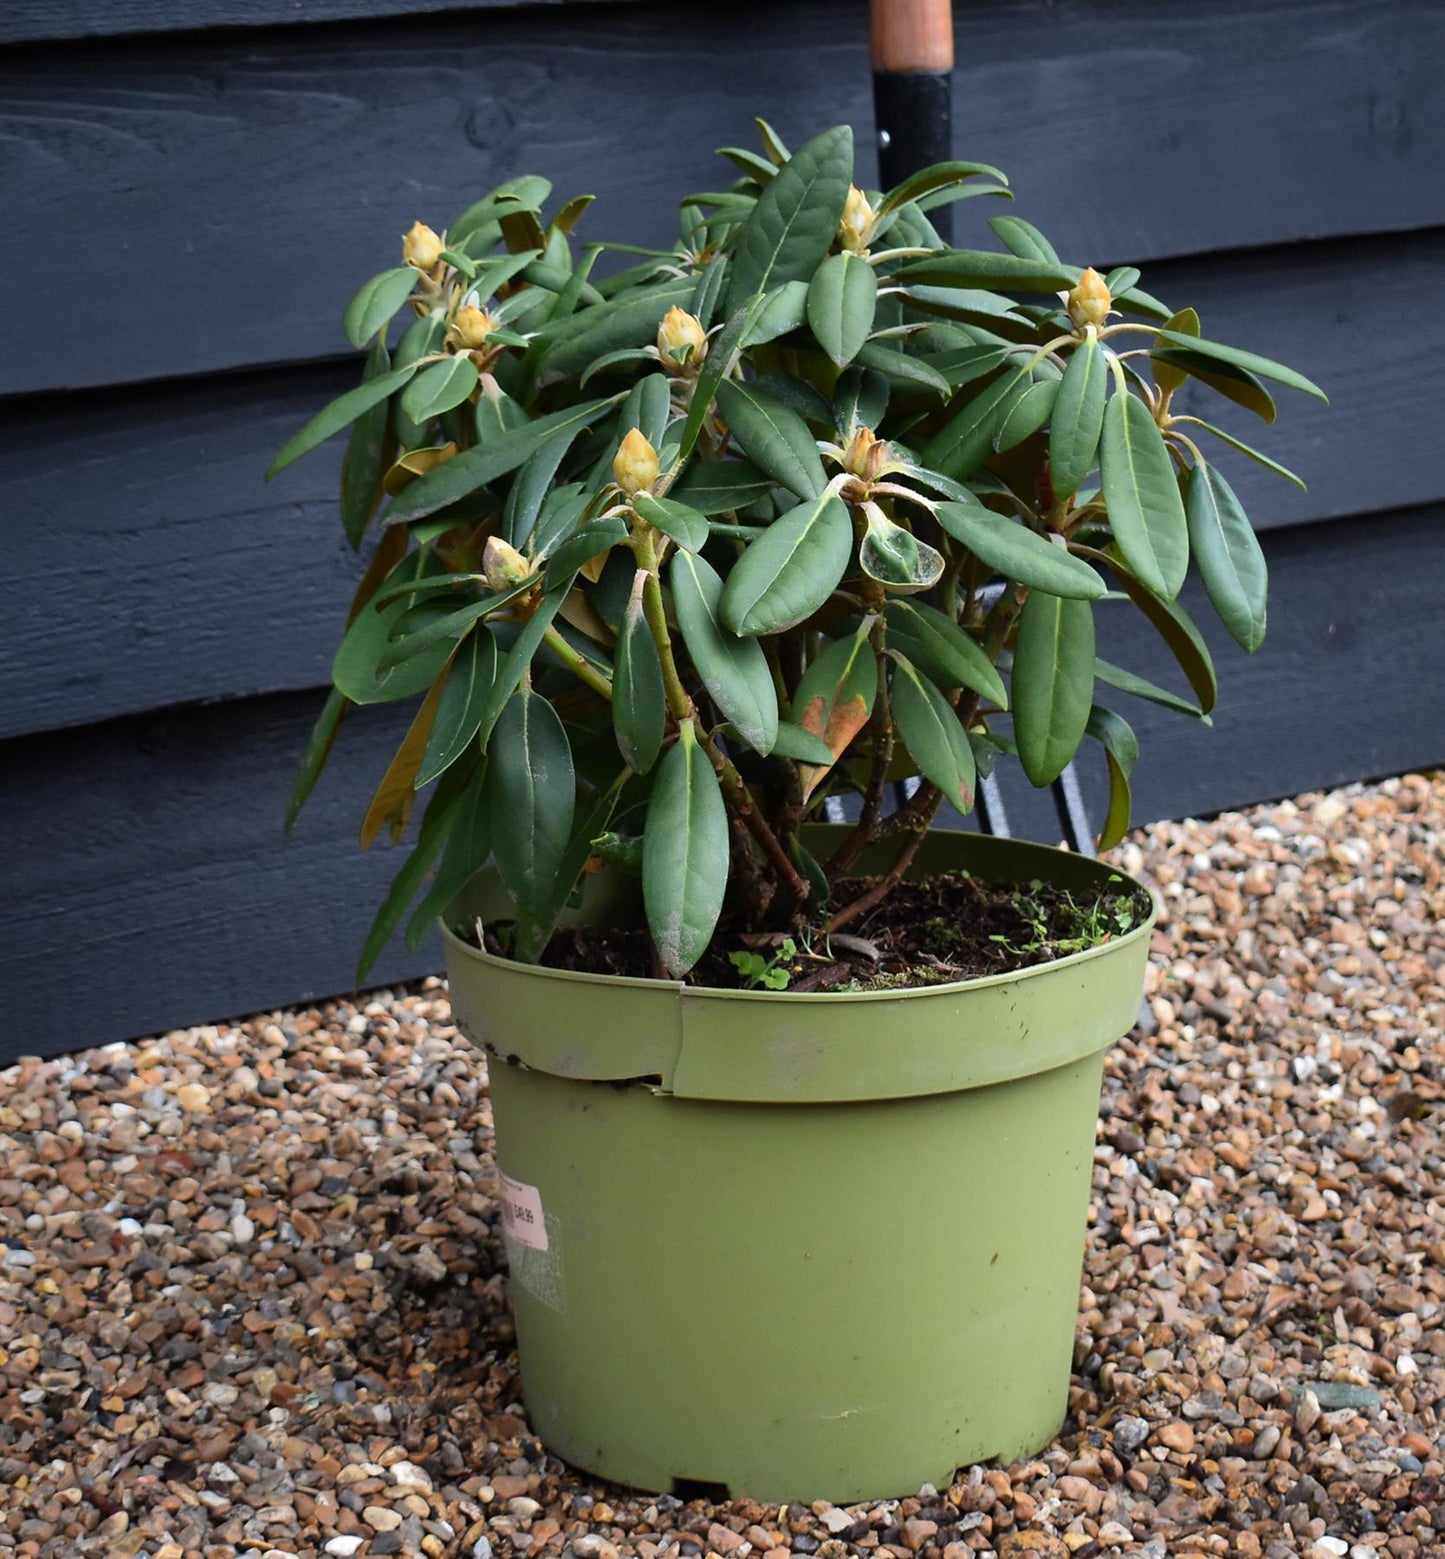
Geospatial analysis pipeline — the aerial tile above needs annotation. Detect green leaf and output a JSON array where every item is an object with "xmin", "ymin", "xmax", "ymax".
[
  {"xmin": 618, "ymin": 370, "xmax": 673, "ymax": 452},
  {"xmin": 614, "ymin": 573, "xmax": 666, "ymax": 773},
  {"xmin": 399, "ymin": 354, "xmax": 480, "ymax": 424},
  {"xmin": 632, "ymin": 492, "xmax": 710, "ymax": 551},
  {"xmin": 643, "ymin": 720, "xmax": 729, "ymax": 976},
  {"xmin": 1151, "ymin": 328, "xmax": 1327, "ymax": 401},
  {"xmin": 377, "ymin": 589, "xmax": 524, "ymax": 674},
  {"xmin": 1104, "ymin": 265, "xmax": 1141, "ymax": 296},
  {"xmin": 404, "ymin": 756, "xmax": 492, "ymax": 949},
  {"xmin": 676, "ymin": 296, "xmax": 767, "ymax": 462},
  {"xmin": 332, "ymin": 569, "xmax": 456, "ymax": 704},
  {"xmin": 1102, "ymin": 551, "xmax": 1218, "ymax": 714},
  {"xmin": 806, "ymin": 251, "xmax": 877, "ymax": 367},
  {"xmin": 935, "ymin": 501, "xmax": 1105, "ymax": 599},
  {"xmin": 487, "ymin": 686, "xmax": 576, "ymax": 951},
  {"xmin": 668, "ymin": 459, "xmax": 775, "ymax": 515},
  {"xmin": 724, "ymin": 124, "xmax": 854, "ymax": 315},
  {"xmin": 1099, "ymin": 388, "xmax": 1189, "ymax": 600},
  {"xmin": 540, "ymin": 277, "xmax": 695, "ymax": 378},
  {"xmin": 1185, "ymin": 459, "xmax": 1268, "ymax": 652},
  {"xmin": 986, "ymin": 214, "xmax": 1060, "ymax": 265},
  {"xmin": 340, "ymin": 336, "xmax": 394, "ymax": 547},
  {"xmin": 741, "ymin": 279, "xmax": 811, "ymax": 347},
  {"xmin": 1012, "ymin": 590, "xmax": 1096, "ymax": 785},
  {"xmin": 475, "ymin": 589, "xmax": 568, "ymax": 752},
  {"xmin": 503, "ymin": 429, "xmax": 576, "ymax": 548},
  {"xmin": 1183, "ymin": 418, "xmax": 1307, "ymax": 491},
  {"xmin": 994, "ymin": 378, "xmax": 1058, "ymax": 452},
  {"xmin": 833, "ymin": 365, "xmax": 891, "ymax": 439},
  {"xmin": 792, "ymin": 631, "xmax": 876, "ymax": 799},
  {"xmin": 719, "ymin": 493, "xmax": 851, "ymax": 634},
  {"xmin": 383, "ymin": 397, "xmax": 614, "ymax": 524},
  {"xmin": 416, "ymin": 628, "xmax": 499, "ymax": 787},
  {"xmin": 544, "ymin": 515, "xmax": 629, "ymax": 589},
  {"xmin": 1151, "ymin": 307, "xmax": 1198, "ymax": 397},
  {"xmin": 920, "ymin": 361, "xmax": 1034, "ymax": 479},
  {"xmin": 859, "ymin": 510, "xmax": 945, "ymax": 592},
  {"xmin": 768, "ymin": 721, "xmax": 837, "ymax": 765},
  {"xmin": 896, "ymin": 250, "xmax": 1076, "ymax": 290},
  {"xmin": 286, "ymin": 686, "xmax": 348, "ymax": 833},
  {"xmin": 885, "ymin": 600, "xmax": 1008, "ymax": 707},
  {"xmin": 450, "ymin": 176, "xmax": 552, "ymax": 245},
  {"xmin": 342, "ymin": 267, "xmax": 417, "ymax": 349},
  {"xmin": 714, "ymin": 378, "xmax": 826, "ymax": 500},
  {"xmin": 1095, "ymin": 657, "xmax": 1210, "ymax": 721},
  {"xmin": 889, "ymin": 655, "xmax": 977, "ymax": 814},
  {"xmin": 1049, "ymin": 332, "xmax": 1106, "ymax": 500},
  {"xmin": 268, "ymin": 364, "xmax": 419, "ymax": 478},
  {"xmin": 878, "ymin": 160, "xmax": 1008, "ymax": 221},
  {"xmin": 1085, "ymin": 705, "xmax": 1138, "ymax": 850},
  {"xmin": 670, "ymin": 550, "xmax": 778, "ymax": 755},
  {"xmin": 851, "ymin": 340, "xmax": 951, "ymax": 400},
  {"xmin": 1149, "ymin": 346, "xmax": 1277, "ymax": 423}
]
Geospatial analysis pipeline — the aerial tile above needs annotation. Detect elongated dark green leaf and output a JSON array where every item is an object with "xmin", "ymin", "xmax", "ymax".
[
  {"xmin": 613, "ymin": 574, "xmax": 666, "ymax": 774},
  {"xmin": 487, "ymin": 686, "xmax": 576, "ymax": 943},
  {"xmin": 878, "ymin": 160, "xmax": 1007, "ymax": 221},
  {"xmin": 1104, "ymin": 264, "xmax": 1141, "ymax": 296},
  {"xmin": 986, "ymin": 214, "xmax": 1060, "ymax": 265},
  {"xmin": 741, "ymin": 279, "xmax": 810, "ymax": 347},
  {"xmin": 806, "ymin": 251, "xmax": 877, "ymax": 367},
  {"xmin": 417, "ymin": 628, "xmax": 499, "ymax": 787},
  {"xmin": 1185, "ymin": 418, "xmax": 1307, "ymax": 490},
  {"xmin": 503, "ymin": 429, "xmax": 576, "ymax": 548},
  {"xmin": 1185, "ymin": 459, "xmax": 1268, "ymax": 652},
  {"xmin": 383, "ymin": 397, "xmax": 614, "ymax": 524},
  {"xmin": 1151, "ymin": 307, "xmax": 1198, "ymax": 397},
  {"xmin": 342, "ymin": 266, "xmax": 417, "ymax": 348},
  {"xmin": 1049, "ymin": 332, "xmax": 1106, "ymax": 500},
  {"xmin": 920, "ymin": 362, "xmax": 1034, "ymax": 479},
  {"xmin": 632, "ymin": 492, "xmax": 709, "ymax": 551},
  {"xmin": 544, "ymin": 516, "xmax": 628, "ymax": 589},
  {"xmin": 676, "ymin": 296, "xmax": 766, "ymax": 462},
  {"xmin": 1102, "ymin": 550, "xmax": 1217, "ymax": 714},
  {"xmin": 890, "ymin": 655, "xmax": 977, "ymax": 814},
  {"xmin": 619, "ymin": 371, "xmax": 673, "ymax": 452},
  {"xmin": 400, "ymin": 354, "xmax": 479, "ymax": 424},
  {"xmin": 333, "ymin": 582, "xmax": 455, "ymax": 705},
  {"xmin": 768, "ymin": 721, "xmax": 836, "ymax": 765},
  {"xmin": 1095, "ymin": 657, "xmax": 1210, "ymax": 722},
  {"xmin": 356, "ymin": 778, "xmax": 465, "ymax": 982},
  {"xmin": 719, "ymin": 493, "xmax": 851, "ymax": 634},
  {"xmin": 405, "ymin": 756, "xmax": 491, "ymax": 949},
  {"xmin": 724, "ymin": 124, "xmax": 854, "ymax": 314},
  {"xmin": 269, "ymin": 365, "xmax": 419, "ymax": 478},
  {"xmin": 377, "ymin": 591, "xmax": 516, "ymax": 674},
  {"xmin": 1149, "ymin": 346, "xmax": 1277, "ymax": 423},
  {"xmin": 1085, "ymin": 704, "xmax": 1138, "ymax": 850},
  {"xmin": 670, "ymin": 550, "xmax": 778, "ymax": 755},
  {"xmin": 340, "ymin": 337, "xmax": 393, "ymax": 548},
  {"xmin": 896, "ymin": 249, "xmax": 1075, "ymax": 290},
  {"xmin": 642, "ymin": 720, "xmax": 729, "ymax": 976},
  {"xmin": 1151, "ymin": 327, "xmax": 1327, "ymax": 401},
  {"xmin": 1012, "ymin": 591, "xmax": 1095, "ymax": 785},
  {"xmin": 715, "ymin": 378, "xmax": 826, "ymax": 499},
  {"xmin": 668, "ymin": 458, "xmax": 774, "ymax": 515},
  {"xmin": 935, "ymin": 501, "xmax": 1105, "ymax": 599},
  {"xmin": 286, "ymin": 686, "xmax": 348, "ymax": 833},
  {"xmin": 833, "ymin": 365, "xmax": 891, "ymax": 439},
  {"xmin": 474, "ymin": 588, "xmax": 568, "ymax": 753},
  {"xmin": 885, "ymin": 600, "xmax": 1007, "ymax": 707},
  {"xmin": 1099, "ymin": 389, "xmax": 1189, "ymax": 600},
  {"xmin": 450, "ymin": 176, "xmax": 552, "ymax": 245},
  {"xmin": 540, "ymin": 277, "xmax": 695, "ymax": 378},
  {"xmin": 994, "ymin": 378, "xmax": 1057, "ymax": 452},
  {"xmin": 851, "ymin": 341, "xmax": 951, "ymax": 400}
]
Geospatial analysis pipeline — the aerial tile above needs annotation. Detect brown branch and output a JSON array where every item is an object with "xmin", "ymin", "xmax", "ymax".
[{"xmin": 827, "ymin": 787, "xmax": 942, "ymax": 935}]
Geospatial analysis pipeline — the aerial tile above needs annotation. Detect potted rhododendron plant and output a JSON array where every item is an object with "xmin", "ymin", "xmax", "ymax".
[{"xmin": 271, "ymin": 121, "xmax": 1321, "ymax": 1501}]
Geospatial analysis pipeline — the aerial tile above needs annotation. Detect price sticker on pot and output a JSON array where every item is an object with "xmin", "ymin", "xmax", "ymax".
[{"xmin": 499, "ymin": 1173, "xmax": 549, "ymax": 1252}]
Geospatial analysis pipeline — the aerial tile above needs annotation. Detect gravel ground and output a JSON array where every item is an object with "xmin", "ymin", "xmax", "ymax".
[{"xmin": 2, "ymin": 772, "xmax": 1442, "ymax": 1559}]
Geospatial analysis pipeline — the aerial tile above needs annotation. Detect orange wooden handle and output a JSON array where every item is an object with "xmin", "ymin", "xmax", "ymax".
[{"xmin": 871, "ymin": 0, "xmax": 955, "ymax": 73}]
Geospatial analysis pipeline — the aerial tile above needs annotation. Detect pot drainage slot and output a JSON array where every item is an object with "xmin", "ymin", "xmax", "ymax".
[{"xmin": 671, "ymin": 1477, "xmax": 730, "ymax": 1502}]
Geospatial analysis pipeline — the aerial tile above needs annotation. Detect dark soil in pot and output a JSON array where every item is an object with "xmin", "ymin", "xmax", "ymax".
[{"xmin": 475, "ymin": 866, "xmax": 1150, "ymax": 991}]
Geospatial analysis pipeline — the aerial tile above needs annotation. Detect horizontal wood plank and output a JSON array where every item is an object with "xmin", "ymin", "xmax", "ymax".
[
  {"xmin": 2, "ymin": 0, "xmax": 1439, "ymax": 393},
  {"xmin": 4, "ymin": 505, "xmax": 1442, "ymax": 1061},
  {"xmin": 7, "ymin": 233, "xmax": 1440, "ymax": 741}
]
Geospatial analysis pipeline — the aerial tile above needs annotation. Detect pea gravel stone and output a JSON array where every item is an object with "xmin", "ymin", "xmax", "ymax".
[{"xmin": 0, "ymin": 772, "xmax": 1441, "ymax": 1557}]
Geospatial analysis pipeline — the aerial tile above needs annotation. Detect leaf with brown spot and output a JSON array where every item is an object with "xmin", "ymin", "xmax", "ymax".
[
  {"xmin": 792, "ymin": 631, "xmax": 876, "ymax": 801},
  {"xmin": 360, "ymin": 676, "xmax": 448, "ymax": 847}
]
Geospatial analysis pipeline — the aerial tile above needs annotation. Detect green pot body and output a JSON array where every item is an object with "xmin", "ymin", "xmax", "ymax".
[{"xmin": 443, "ymin": 829, "xmax": 1154, "ymax": 1504}]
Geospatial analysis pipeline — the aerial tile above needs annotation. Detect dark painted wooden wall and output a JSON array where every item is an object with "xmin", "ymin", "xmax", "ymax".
[{"xmin": 4, "ymin": 0, "xmax": 1442, "ymax": 1060}]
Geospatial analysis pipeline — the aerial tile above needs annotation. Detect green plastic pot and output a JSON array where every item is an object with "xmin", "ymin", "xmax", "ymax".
[{"xmin": 443, "ymin": 828, "xmax": 1155, "ymax": 1504}]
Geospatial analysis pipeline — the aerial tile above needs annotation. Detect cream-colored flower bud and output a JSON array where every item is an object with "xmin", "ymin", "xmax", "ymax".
[
  {"xmin": 1067, "ymin": 267, "xmax": 1113, "ymax": 330},
  {"xmin": 613, "ymin": 428, "xmax": 660, "ymax": 497},
  {"xmin": 839, "ymin": 185, "xmax": 875, "ymax": 254},
  {"xmin": 482, "ymin": 535, "xmax": 532, "ymax": 593},
  {"xmin": 656, "ymin": 306, "xmax": 707, "ymax": 371},
  {"xmin": 452, "ymin": 304, "xmax": 495, "ymax": 350},
  {"xmin": 402, "ymin": 221, "xmax": 444, "ymax": 271},
  {"xmin": 843, "ymin": 424, "xmax": 887, "ymax": 482}
]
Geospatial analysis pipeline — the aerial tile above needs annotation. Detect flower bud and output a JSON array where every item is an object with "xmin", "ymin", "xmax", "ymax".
[
  {"xmin": 402, "ymin": 221, "xmax": 444, "ymax": 271},
  {"xmin": 843, "ymin": 424, "xmax": 887, "ymax": 483},
  {"xmin": 613, "ymin": 428, "xmax": 660, "ymax": 497},
  {"xmin": 452, "ymin": 303, "xmax": 495, "ymax": 350},
  {"xmin": 656, "ymin": 306, "xmax": 707, "ymax": 371},
  {"xmin": 839, "ymin": 185, "xmax": 875, "ymax": 254},
  {"xmin": 1067, "ymin": 267, "xmax": 1112, "ymax": 330},
  {"xmin": 482, "ymin": 535, "xmax": 532, "ymax": 593}
]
